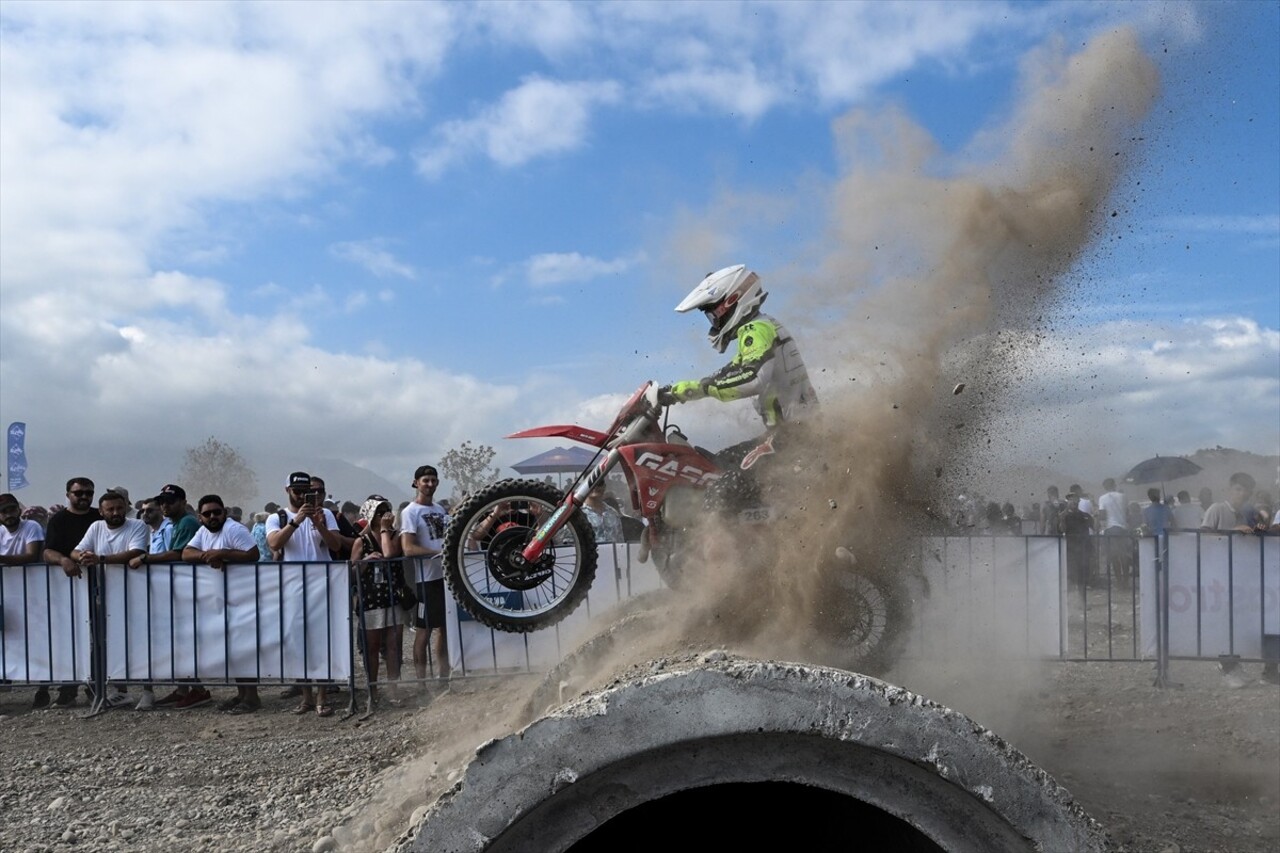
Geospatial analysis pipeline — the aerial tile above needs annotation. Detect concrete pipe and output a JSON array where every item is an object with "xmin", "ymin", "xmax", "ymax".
[{"xmin": 410, "ymin": 655, "xmax": 1106, "ymax": 853}]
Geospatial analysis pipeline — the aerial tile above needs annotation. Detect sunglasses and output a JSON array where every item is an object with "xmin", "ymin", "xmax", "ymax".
[
  {"xmin": 200, "ymin": 509, "xmax": 225, "ymax": 518},
  {"xmin": 70, "ymin": 490, "xmax": 94, "ymax": 498}
]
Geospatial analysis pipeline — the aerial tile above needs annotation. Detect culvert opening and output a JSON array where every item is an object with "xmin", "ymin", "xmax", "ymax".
[
  {"xmin": 412, "ymin": 659, "xmax": 1106, "ymax": 853},
  {"xmin": 565, "ymin": 781, "xmax": 945, "ymax": 852}
]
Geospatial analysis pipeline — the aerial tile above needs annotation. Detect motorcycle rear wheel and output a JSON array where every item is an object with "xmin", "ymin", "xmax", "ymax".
[
  {"xmin": 442, "ymin": 478, "xmax": 598, "ymax": 633},
  {"xmin": 816, "ymin": 560, "xmax": 911, "ymax": 676}
]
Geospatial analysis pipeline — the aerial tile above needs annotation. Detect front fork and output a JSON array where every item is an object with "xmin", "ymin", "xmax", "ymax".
[{"xmin": 520, "ymin": 449, "xmax": 620, "ymax": 563}]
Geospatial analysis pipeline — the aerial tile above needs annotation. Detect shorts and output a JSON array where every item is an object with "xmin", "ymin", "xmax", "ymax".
[
  {"xmin": 360, "ymin": 606, "xmax": 403, "ymax": 631},
  {"xmin": 415, "ymin": 579, "xmax": 446, "ymax": 630}
]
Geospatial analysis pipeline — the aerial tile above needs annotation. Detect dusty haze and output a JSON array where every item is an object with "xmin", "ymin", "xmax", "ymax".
[{"xmin": 656, "ymin": 28, "xmax": 1160, "ymax": 662}]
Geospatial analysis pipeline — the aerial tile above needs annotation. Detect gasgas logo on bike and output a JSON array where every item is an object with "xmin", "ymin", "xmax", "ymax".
[{"xmin": 634, "ymin": 451, "xmax": 721, "ymax": 486}]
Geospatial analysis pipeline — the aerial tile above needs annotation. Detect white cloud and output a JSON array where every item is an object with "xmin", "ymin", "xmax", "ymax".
[
  {"xmin": 330, "ymin": 240, "xmax": 417, "ymax": 280},
  {"xmin": 643, "ymin": 66, "xmax": 779, "ymax": 121},
  {"xmin": 526, "ymin": 252, "xmax": 645, "ymax": 286},
  {"xmin": 980, "ymin": 316, "xmax": 1280, "ymax": 480},
  {"xmin": 416, "ymin": 76, "xmax": 621, "ymax": 177}
]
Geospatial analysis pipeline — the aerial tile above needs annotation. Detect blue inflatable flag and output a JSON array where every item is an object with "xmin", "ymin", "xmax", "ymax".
[{"xmin": 7, "ymin": 422, "xmax": 29, "ymax": 490}]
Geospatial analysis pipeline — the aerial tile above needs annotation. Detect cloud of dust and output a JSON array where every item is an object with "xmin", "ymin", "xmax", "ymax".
[{"xmin": 631, "ymin": 30, "xmax": 1161, "ymax": 685}]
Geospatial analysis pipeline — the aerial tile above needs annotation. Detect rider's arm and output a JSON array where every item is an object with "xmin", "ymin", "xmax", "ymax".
[{"xmin": 672, "ymin": 320, "xmax": 779, "ymax": 403}]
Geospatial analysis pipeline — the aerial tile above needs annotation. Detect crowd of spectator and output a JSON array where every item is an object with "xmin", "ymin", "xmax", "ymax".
[
  {"xmin": 945, "ymin": 474, "xmax": 1277, "ymax": 539},
  {"xmin": 0, "ymin": 465, "xmax": 453, "ymax": 716}
]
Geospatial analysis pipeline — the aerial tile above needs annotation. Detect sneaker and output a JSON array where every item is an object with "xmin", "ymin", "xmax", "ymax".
[
  {"xmin": 174, "ymin": 688, "xmax": 212, "ymax": 710},
  {"xmin": 135, "ymin": 689, "xmax": 155, "ymax": 712},
  {"xmin": 32, "ymin": 687, "xmax": 50, "ymax": 709},
  {"xmin": 155, "ymin": 687, "xmax": 188, "ymax": 706},
  {"xmin": 104, "ymin": 690, "xmax": 132, "ymax": 709},
  {"xmin": 216, "ymin": 696, "xmax": 243, "ymax": 713},
  {"xmin": 279, "ymin": 685, "xmax": 303, "ymax": 700},
  {"xmin": 53, "ymin": 685, "xmax": 78, "ymax": 708},
  {"xmin": 228, "ymin": 698, "xmax": 262, "ymax": 715}
]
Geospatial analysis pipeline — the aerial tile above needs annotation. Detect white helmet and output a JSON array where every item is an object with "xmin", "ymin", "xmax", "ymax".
[{"xmin": 674, "ymin": 264, "xmax": 767, "ymax": 353}]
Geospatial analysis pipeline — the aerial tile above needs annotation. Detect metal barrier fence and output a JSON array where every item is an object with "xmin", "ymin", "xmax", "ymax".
[
  {"xmin": 907, "ymin": 531, "xmax": 1279, "ymax": 684},
  {"xmin": 5, "ymin": 533, "xmax": 1276, "ymax": 712},
  {"xmin": 2, "ymin": 560, "xmax": 358, "ymax": 715}
]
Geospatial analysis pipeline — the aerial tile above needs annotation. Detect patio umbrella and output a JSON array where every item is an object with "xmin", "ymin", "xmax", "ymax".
[
  {"xmin": 1122, "ymin": 455, "xmax": 1201, "ymax": 485},
  {"xmin": 511, "ymin": 446, "xmax": 600, "ymax": 486}
]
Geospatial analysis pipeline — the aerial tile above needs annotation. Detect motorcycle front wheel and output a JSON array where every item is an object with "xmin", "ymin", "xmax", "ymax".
[{"xmin": 442, "ymin": 478, "xmax": 598, "ymax": 633}]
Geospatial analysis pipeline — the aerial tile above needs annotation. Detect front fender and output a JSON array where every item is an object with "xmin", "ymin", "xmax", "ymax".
[{"xmin": 507, "ymin": 425, "xmax": 610, "ymax": 446}]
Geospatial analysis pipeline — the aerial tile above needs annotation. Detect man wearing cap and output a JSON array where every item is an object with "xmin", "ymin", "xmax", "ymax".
[
  {"xmin": 401, "ymin": 465, "xmax": 451, "ymax": 682},
  {"xmin": 267, "ymin": 471, "xmax": 345, "ymax": 716},
  {"xmin": 128, "ymin": 484, "xmax": 208, "ymax": 710},
  {"xmin": 0, "ymin": 493, "xmax": 44, "ymax": 566},
  {"xmin": 39, "ymin": 477, "xmax": 102, "ymax": 708},
  {"xmin": 129, "ymin": 484, "xmax": 200, "ymax": 570}
]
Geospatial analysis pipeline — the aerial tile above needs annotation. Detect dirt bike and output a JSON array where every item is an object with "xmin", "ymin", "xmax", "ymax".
[{"xmin": 441, "ymin": 381, "xmax": 913, "ymax": 671}]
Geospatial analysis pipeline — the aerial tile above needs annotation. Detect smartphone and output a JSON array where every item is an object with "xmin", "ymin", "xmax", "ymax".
[{"xmin": 305, "ymin": 491, "xmax": 319, "ymax": 507}]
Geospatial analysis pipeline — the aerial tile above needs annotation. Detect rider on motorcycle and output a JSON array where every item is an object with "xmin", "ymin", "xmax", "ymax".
[{"xmin": 658, "ymin": 264, "xmax": 819, "ymax": 471}]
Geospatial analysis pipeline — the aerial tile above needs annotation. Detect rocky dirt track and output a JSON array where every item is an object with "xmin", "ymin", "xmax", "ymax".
[{"xmin": 0, "ymin": 657, "xmax": 1276, "ymax": 853}]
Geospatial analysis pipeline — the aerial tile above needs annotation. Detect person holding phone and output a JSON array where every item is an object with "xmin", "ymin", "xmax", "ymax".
[{"xmin": 266, "ymin": 471, "xmax": 346, "ymax": 717}]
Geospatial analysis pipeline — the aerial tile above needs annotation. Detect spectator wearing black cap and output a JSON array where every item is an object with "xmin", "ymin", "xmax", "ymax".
[
  {"xmin": 129, "ymin": 484, "xmax": 209, "ymax": 710},
  {"xmin": 129, "ymin": 484, "xmax": 200, "ymax": 569},
  {"xmin": 0, "ymin": 493, "xmax": 44, "ymax": 565},
  {"xmin": 266, "ymin": 471, "xmax": 345, "ymax": 717},
  {"xmin": 400, "ymin": 464, "xmax": 450, "ymax": 681}
]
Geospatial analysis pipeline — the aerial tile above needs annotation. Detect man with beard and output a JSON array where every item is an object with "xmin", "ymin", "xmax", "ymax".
[
  {"xmin": 71, "ymin": 490, "xmax": 148, "ymax": 709},
  {"xmin": 128, "ymin": 484, "xmax": 209, "ymax": 709},
  {"xmin": 310, "ymin": 474, "xmax": 356, "ymax": 558},
  {"xmin": 130, "ymin": 484, "xmax": 200, "ymax": 568},
  {"xmin": 267, "ymin": 471, "xmax": 345, "ymax": 717},
  {"xmin": 182, "ymin": 494, "xmax": 263, "ymax": 714},
  {"xmin": 38, "ymin": 477, "xmax": 103, "ymax": 708},
  {"xmin": 0, "ymin": 493, "xmax": 44, "ymax": 565}
]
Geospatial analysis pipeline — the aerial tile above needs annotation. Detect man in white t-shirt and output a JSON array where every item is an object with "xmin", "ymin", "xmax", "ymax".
[
  {"xmin": 1097, "ymin": 478, "xmax": 1132, "ymax": 579},
  {"xmin": 401, "ymin": 464, "xmax": 450, "ymax": 680},
  {"xmin": 0, "ymin": 493, "xmax": 44, "ymax": 565},
  {"xmin": 71, "ymin": 490, "xmax": 148, "ymax": 709},
  {"xmin": 183, "ymin": 494, "xmax": 263, "ymax": 714},
  {"xmin": 265, "ymin": 471, "xmax": 345, "ymax": 716},
  {"xmin": 71, "ymin": 490, "xmax": 148, "ymax": 568}
]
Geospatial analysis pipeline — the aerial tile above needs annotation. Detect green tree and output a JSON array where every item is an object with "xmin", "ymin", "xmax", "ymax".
[
  {"xmin": 439, "ymin": 440, "xmax": 502, "ymax": 499},
  {"xmin": 180, "ymin": 436, "xmax": 258, "ymax": 509}
]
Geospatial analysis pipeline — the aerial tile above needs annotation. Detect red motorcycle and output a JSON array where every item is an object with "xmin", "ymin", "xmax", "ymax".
[
  {"xmin": 441, "ymin": 382, "xmax": 714, "ymax": 632},
  {"xmin": 442, "ymin": 381, "xmax": 913, "ymax": 673}
]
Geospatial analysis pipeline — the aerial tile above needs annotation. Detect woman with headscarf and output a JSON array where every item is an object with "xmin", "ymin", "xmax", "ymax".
[{"xmin": 351, "ymin": 495, "xmax": 408, "ymax": 706}]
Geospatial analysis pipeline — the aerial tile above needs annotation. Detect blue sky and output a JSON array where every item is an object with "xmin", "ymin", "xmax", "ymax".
[{"xmin": 1, "ymin": 1, "xmax": 1277, "ymax": 508}]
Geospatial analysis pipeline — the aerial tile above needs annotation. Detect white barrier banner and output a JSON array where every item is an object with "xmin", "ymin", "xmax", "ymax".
[
  {"xmin": 103, "ymin": 562, "xmax": 352, "ymax": 681},
  {"xmin": 912, "ymin": 536, "xmax": 1062, "ymax": 659},
  {"xmin": 1139, "ymin": 533, "xmax": 1280, "ymax": 659},
  {"xmin": 1, "ymin": 566, "xmax": 92, "ymax": 682},
  {"xmin": 446, "ymin": 544, "xmax": 664, "ymax": 674}
]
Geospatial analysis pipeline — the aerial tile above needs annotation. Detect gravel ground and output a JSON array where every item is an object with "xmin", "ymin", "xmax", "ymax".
[{"xmin": 1, "ymin": 654, "xmax": 1276, "ymax": 853}]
